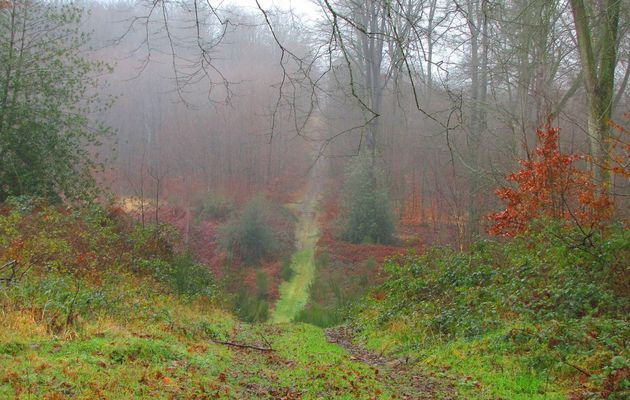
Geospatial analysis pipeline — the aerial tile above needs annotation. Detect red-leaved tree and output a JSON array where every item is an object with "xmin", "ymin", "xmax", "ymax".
[{"xmin": 489, "ymin": 125, "xmax": 613, "ymax": 237}]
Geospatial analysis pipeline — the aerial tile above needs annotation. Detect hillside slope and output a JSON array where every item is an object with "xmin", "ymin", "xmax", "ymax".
[{"xmin": 0, "ymin": 201, "xmax": 456, "ymax": 399}]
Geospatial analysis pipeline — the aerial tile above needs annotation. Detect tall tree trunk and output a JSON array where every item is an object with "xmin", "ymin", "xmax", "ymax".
[
  {"xmin": 466, "ymin": 0, "xmax": 488, "ymax": 241},
  {"xmin": 570, "ymin": 0, "xmax": 621, "ymax": 189}
]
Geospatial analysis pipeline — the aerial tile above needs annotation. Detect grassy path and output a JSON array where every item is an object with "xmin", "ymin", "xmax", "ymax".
[{"xmin": 271, "ymin": 194, "xmax": 320, "ymax": 323}]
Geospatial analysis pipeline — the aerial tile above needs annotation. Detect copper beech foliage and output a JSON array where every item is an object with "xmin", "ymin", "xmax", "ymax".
[
  {"xmin": 489, "ymin": 124, "xmax": 615, "ymax": 237},
  {"xmin": 608, "ymin": 113, "xmax": 630, "ymax": 179}
]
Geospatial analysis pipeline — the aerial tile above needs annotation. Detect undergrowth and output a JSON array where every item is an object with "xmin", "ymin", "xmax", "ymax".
[
  {"xmin": 0, "ymin": 199, "xmax": 396, "ymax": 399},
  {"xmin": 0, "ymin": 200, "xmax": 220, "ymax": 335},
  {"xmin": 351, "ymin": 223, "xmax": 630, "ymax": 399}
]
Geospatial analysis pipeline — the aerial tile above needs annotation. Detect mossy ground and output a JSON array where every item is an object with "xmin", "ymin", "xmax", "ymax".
[
  {"xmin": 272, "ymin": 196, "xmax": 319, "ymax": 323},
  {"xmin": 0, "ymin": 308, "xmax": 397, "ymax": 399}
]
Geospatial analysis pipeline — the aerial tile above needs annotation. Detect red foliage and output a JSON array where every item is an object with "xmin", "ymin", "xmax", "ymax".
[{"xmin": 489, "ymin": 125, "xmax": 613, "ymax": 237}]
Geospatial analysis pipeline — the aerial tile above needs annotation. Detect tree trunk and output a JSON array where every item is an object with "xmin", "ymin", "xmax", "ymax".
[{"xmin": 570, "ymin": 0, "xmax": 621, "ymax": 189}]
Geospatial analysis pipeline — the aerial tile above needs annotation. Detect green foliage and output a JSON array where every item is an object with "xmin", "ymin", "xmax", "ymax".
[
  {"xmin": 219, "ymin": 196, "xmax": 281, "ymax": 264},
  {"xmin": 0, "ymin": 1, "xmax": 113, "ymax": 202},
  {"xmin": 5, "ymin": 195, "xmax": 38, "ymax": 215},
  {"xmin": 352, "ymin": 224, "xmax": 630, "ymax": 397},
  {"xmin": 280, "ymin": 257, "xmax": 294, "ymax": 281},
  {"xmin": 295, "ymin": 303, "xmax": 343, "ymax": 328},
  {"xmin": 196, "ymin": 193, "xmax": 236, "ymax": 220},
  {"xmin": 0, "ymin": 201, "xmax": 218, "ymax": 328},
  {"xmin": 128, "ymin": 223, "xmax": 178, "ymax": 262},
  {"xmin": 293, "ymin": 259, "xmax": 360, "ymax": 328},
  {"xmin": 5, "ymin": 273, "xmax": 108, "ymax": 334},
  {"xmin": 362, "ymin": 256, "xmax": 377, "ymax": 272},
  {"xmin": 255, "ymin": 270, "xmax": 269, "ymax": 300},
  {"xmin": 227, "ymin": 268, "xmax": 270, "ymax": 323},
  {"xmin": 148, "ymin": 252, "xmax": 216, "ymax": 299},
  {"xmin": 233, "ymin": 288, "xmax": 269, "ymax": 323},
  {"xmin": 338, "ymin": 154, "xmax": 396, "ymax": 244}
]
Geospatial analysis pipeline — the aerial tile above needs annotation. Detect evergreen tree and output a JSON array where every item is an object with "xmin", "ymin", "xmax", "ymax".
[
  {"xmin": 219, "ymin": 196, "xmax": 280, "ymax": 264},
  {"xmin": 339, "ymin": 154, "xmax": 396, "ymax": 244}
]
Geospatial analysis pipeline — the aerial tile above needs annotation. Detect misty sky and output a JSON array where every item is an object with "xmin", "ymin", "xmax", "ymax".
[{"xmin": 228, "ymin": 0, "xmax": 320, "ymax": 19}]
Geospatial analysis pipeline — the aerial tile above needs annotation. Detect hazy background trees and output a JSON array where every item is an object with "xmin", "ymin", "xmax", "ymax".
[{"xmin": 61, "ymin": 0, "xmax": 629, "ymax": 247}]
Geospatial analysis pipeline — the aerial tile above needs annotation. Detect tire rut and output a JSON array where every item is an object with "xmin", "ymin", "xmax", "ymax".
[{"xmin": 326, "ymin": 326, "xmax": 458, "ymax": 400}]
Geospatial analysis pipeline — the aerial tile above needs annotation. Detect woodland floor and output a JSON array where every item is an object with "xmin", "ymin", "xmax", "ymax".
[
  {"xmin": 0, "ymin": 172, "xmax": 466, "ymax": 399},
  {"xmin": 325, "ymin": 326, "xmax": 457, "ymax": 400}
]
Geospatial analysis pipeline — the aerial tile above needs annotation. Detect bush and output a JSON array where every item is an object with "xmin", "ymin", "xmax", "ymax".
[
  {"xmin": 280, "ymin": 257, "xmax": 294, "ymax": 281},
  {"xmin": 233, "ymin": 288, "xmax": 269, "ymax": 323},
  {"xmin": 338, "ymin": 154, "xmax": 396, "ymax": 244},
  {"xmin": 295, "ymin": 303, "xmax": 343, "ymax": 327},
  {"xmin": 255, "ymin": 270, "xmax": 269, "ymax": 300},
  {"xmin": 5, "ymin": 274, "xmax": 108, "ymax": 334},
  {"xmin": 219, "ymin": 196, "xmax": 281, "ymax": 264},
  {"xmin": 488, "ymin": 126, "xmax": 613, "ymax": 237},
  {"xmin": 196, "ymin": 193, "xmax": 236, "ymax": 220},
  {"xmin": 159, "ymin": 252, "xmax": 215, "ymax": 298}
]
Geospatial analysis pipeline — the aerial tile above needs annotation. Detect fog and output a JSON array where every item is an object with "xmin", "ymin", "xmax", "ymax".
[{"xmin": 81, "ymin": 0, "xmax": 629, "ymax": 246}]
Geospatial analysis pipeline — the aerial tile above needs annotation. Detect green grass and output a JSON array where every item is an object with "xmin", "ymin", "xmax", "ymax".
[
  {"xmin": 272, "ymin": 196, "xmax": 320, "ymax": 323},
  {"xmin": 272, "ymin": 323, "xmax": 392, "ymax": 399},
  {"xmin": 0, "ymin": 283, "xmax": 397, "ymax": 399},
  {"xmin": 0, "ymin": 306, "xmax": 237, "ymax": 399},
  {"xmin": 419, "ymin": 330, "xmax": 566, "ymax": 399},
  {"xmin": 214, "ymin": 322, "xmax": 393, "ymax": 399}
]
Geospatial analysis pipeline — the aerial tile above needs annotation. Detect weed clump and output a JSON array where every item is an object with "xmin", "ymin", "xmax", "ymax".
[
  {"xmin": 232, "ymin": 270, "xmax": 270, "ymax": 322},
  {"xmin": 0, "ymin": 202, "xmax": 218, "ymax": 336},
  {"xmin": 149, "ymin": 252, "xmax": 215, "ymax": 298}
]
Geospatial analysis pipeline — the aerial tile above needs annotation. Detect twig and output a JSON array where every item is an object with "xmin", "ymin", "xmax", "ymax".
[
  {"xmin": 258, "ymin": 332, "xmax": 273, "ymax": 350},
  {"xmin": 556, "ymin": 356, "xmax": 591, "ymax": 377},
  {"xmin": 0, "ymin": 260, "xmax": 17, "ymax": 271},
  {"xmin": 211, "ymin": 339, "xmax": 275, "ymax": 352}
]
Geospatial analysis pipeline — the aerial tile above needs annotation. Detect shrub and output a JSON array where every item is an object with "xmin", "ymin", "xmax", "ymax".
[
  {"xmin": 128, "ymin": 222, "xmax": 176, "ymax": 261},
  {"xmin": 363, "ymin": 256, "xmax": 377, "ymax": 271},
  {"xmin": 196, "ymin": 193, "xmax": 236, "ymax": 220},
  {"xmin": 158, "ymin": 252, "xmax": 215, "ymax": 298},
  {"xmin": 338, "ymin": 154, "xmax": 396, "ymax": 244},
  {"xmin": 255, "ymin": 270, "xmax": 269, "ymax": 300},
  {"xmin": 233, "ymin": 288, "xmax": 269, "ymax": 322},
  {"xmin": 295, "ymin": 303, "xmax": 343, "ymax": 327},
  {"xmin": 219, "ymin": 196, "xmax": 280, "ymax": 264},
  {"xmin": 280, "ymin": 257, "xmax": 294, "ymax": 281},
  {"xmin": 489, "ymin": 125, "xmax": 613, "ymax": 237},
  {"xmin": 352, "ymin": 225, "xmax": 629, "ymax": 397},
  {"xmin": 4, "ymin": 273, "xmax": 109, "ymax": 334}
]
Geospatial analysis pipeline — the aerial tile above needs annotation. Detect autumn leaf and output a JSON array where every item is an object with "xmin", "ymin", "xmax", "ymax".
[{"xmin": 488, "ymin": 124, "xmax": 614, "ymax": 236}]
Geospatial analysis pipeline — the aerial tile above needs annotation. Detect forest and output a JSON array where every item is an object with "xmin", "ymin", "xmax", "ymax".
[{"xmin": 0, "ymin": 0, "xmax": 629, "ymax": 398}]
